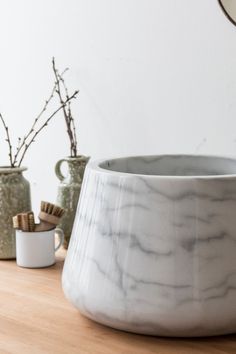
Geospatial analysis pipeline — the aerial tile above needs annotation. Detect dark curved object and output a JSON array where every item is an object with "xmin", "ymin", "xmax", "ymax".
[{"xmin": 218, "ymin": 0, "xmax": 236, "ymax": 27}]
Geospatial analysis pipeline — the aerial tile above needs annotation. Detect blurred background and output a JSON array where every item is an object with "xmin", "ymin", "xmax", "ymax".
[{"xmin": 0, "ymin": 0, "xmax": 235, "ymax": 210}]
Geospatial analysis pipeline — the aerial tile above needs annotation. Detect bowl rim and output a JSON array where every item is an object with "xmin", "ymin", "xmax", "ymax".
[{"xmin": 86, "ymin": 154, "xmax": 236, "ymax": 180}]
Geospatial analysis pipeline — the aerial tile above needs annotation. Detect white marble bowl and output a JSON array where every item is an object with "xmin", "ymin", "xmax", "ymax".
[{"xmin": 62, "ymin": 155, "xmax": 236, "ymax": 337}]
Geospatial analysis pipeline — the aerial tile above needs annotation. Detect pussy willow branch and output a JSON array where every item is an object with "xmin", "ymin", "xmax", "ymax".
[
  {"xmin": 17, "ymin": 90, "xmax": 78, "ymax": 167},
  {"xmin": 0, "ymin": 113, "xmax": 13, "ymax": 167},
  {"xmin": 12, "ymin": 83, "xmax": 57, "ymax": 166},
  {"xmin": 52, "ymin": 58, "xmax": 74, "ymax": 156},
  {"xmin": 58, "ymin": 71, "xmax": 78, "ymax": 157},
  {"xmin": 52, "ymin": 57, "xmax": 78, "ymax": 157}
]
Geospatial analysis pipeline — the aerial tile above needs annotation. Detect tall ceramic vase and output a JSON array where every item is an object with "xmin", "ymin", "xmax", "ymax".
[
  {"xmin": 55, "ymin": 156, "xmax": 89, "ymax": 249},
  {"xmin": 0, "ymin": 167, "xmax": 31, "ymax": 259}
]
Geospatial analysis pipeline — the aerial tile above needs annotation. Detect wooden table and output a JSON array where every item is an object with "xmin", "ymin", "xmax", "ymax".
[{"xmin": 0, "ymin": 251, "xmax": 235, "ymax": 354}]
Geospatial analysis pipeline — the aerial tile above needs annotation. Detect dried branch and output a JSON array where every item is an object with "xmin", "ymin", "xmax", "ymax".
[
  {"xmin": 0, "ymin": 59, "xmax": 79, "ymax": 168},
  {"xmin": 58, "ymin": 71, "xmax": 78, "ymax": 156},
  {"xmin": 52, "ymin": 57, "xmax": 78, "ymax": 157},
  {"xmin": 17, "ymin": 90, "xmax": 78, "ymax": 167},
  {"xmin": 0, "ymin": 113, "xmax": 13, "ymax": 167},
  {"xmin": 12, "ymin": 83, "xmax": 57, "ymax": 166},
  {"xmin": 17, "ymin": 137, "xmax": 21, "ymax": 149}
]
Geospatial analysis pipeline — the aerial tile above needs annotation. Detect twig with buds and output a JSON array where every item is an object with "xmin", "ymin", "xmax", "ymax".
[
  {"xmin": 17, "ymin": 91, "xmax": 78, "ymax": 166},
  {"xmin": 0, "ymin": 113, "xmax": 13, "ymax": 167},
  {"xmin": 0, "ymin": 89, "xmax": 78, "ymax": 167},
  {"xmin": 52, "ymin": 57, "xmax": 79, "ymax": 157},
  {"xmin": 0, "ymin": 59, "xmax": 79, "ymax": 168},
  {"xmin": 12, "ymin": 84, "xmax": 57, "ymax": 166}
]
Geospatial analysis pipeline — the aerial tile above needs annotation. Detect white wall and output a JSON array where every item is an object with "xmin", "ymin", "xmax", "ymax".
[{"xmin": 0, "ymin": 0, "xmax": 235, "ymax": 211}]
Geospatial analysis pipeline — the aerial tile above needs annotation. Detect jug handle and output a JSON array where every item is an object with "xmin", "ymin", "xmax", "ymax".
[{"xmin": 55, "ymin": 159, "xmax": 66, "ymax": 181}]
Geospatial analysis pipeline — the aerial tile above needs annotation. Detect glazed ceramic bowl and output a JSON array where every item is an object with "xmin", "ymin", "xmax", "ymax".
[{"xmin": 62, "ymin": 155, "xmax": 236, "ymax": 337}]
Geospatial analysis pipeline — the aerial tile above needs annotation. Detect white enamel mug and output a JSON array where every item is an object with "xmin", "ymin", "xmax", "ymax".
[{"xmin": 16, "ymin": 228, "xmax": 64, "ymax": 268}]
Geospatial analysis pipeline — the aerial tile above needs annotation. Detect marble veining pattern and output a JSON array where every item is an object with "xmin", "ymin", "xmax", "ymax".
[{"xmin": 62, "ymin": 155, "xmax": 236, "ymax": 336}]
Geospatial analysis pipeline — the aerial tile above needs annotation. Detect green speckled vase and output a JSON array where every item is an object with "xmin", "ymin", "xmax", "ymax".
[
  {"xmin": 55, "ymin": 156, "xmax": 89, "ymax": 249},
  {"xmin": 0, "ymin": 167, "xmax": 31, "ymax": 259}
]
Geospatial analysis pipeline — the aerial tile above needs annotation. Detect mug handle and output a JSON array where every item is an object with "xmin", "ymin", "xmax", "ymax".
[
  {"xmin": 54, "ymin": 228, "xmax": 64, "ymax": 251},
  {"xmin": 55, "ymin": 159, "xmax": 67, "ymax": 181}
]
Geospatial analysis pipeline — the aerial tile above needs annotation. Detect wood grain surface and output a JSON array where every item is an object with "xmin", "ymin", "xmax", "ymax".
[{"xmin": 0, "ymin": 250, "xmax": 235, "ymax": 354}]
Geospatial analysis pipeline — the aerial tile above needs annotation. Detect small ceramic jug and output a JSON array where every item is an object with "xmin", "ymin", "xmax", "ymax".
[{"xmin": 55, "ymin": 156, "xmax": 89, "ymax": 248}]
